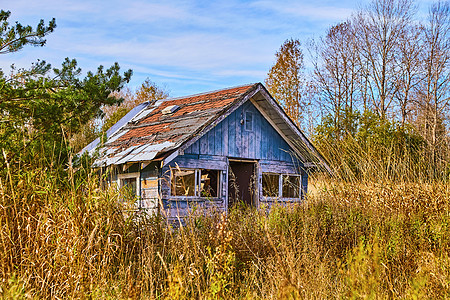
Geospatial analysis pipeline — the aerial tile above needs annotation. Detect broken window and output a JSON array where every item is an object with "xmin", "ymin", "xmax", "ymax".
[
  {"xmin": 171, "ymin": 168, "xmax": 221, "ymax": 197},
  {"xmin": 261, "ymin": 173, "xmax": 301, "ymax": 199},
  {"xmin": 200, "ymin": 169, "xmax": 219, "ymax": 198},
  {"xmin": 171, "ymin": 169, "xmax": 196, "ymax": 196},
  {"xmin": 262, "ymin": 173, "xmax": 279, "ymax": 197},
  {"xmin": 282, "ymin": 175, "xmax": 300, "ymax": 198}
]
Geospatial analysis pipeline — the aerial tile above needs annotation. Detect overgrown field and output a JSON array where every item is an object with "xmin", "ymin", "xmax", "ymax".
[{"xmin": 1, "ymin": 165, "xmax": 449, "ymax": 299}]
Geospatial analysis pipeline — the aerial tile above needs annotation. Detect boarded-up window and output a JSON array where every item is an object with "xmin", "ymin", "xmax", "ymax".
[
  {"xmin": 282, "ymin": 175, "xmax": 300, "ymax": 198},
  {"xmin": 200, "ymin": 169, "xmax": 219, "ymax": 198},
  {"xmin": 262, "ymin": 173, "xmax": 279, "ymax": 197},
  {"xmin": 171, "ymin": 169, "xmax": 196, "ymax": 196}
]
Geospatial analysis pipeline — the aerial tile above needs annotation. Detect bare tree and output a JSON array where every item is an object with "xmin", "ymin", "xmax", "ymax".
[
  {"xmin": 311, "ymin": 22, "xmax": 360, "ymax": 137},
  {"xmin": 394, "ymin": 24, "xmax": 423, "ymax": 126},
  {"xmin": 353, "ymin": 0, "xmax": 416, "ymax": 119},
  {"xmin": 416, "ymin": 1, "xmax": 450, "ymax": 168}
]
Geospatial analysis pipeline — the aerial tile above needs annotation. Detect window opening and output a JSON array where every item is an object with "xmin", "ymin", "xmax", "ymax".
[
  {"xmin": 262, "ymin": 173, "xmax": 280, "ymax": 197},
  {"xmin": 282, "ymin": 175, "xmax": 300, "ymax": 198},
  {"xmin": 171, "ymin": 169, "xmax": 196, "ymax": 196},
  {"xmin": 118, "ymin": 172, "xmax": 140, "ymax": 206},
  {"xmin": 171, "ymin": 168, "xmax": 221, "ymax": 197},
  {"xmin": 200, "ymin": 169, "xmax": 219, "ymax": 198},
  {"xmin": 122, "ymin": 177, "xmax": 137, "ymax": 196},
  {"xmin": 245, "ymin": 111, "xmax": 253, "ymax": 131}
]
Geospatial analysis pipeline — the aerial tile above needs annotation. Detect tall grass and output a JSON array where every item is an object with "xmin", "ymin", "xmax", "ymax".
[
  {"xmin": 1, "ymin": 157, "xmax": 450, "ymax": 298},
  {"xmin": 313, "ymin": 124, "xmax": 450, "ymax": 183},
  {"xmin": 1, "ymin": 129, "xmax": 450, "ymax": 299}
]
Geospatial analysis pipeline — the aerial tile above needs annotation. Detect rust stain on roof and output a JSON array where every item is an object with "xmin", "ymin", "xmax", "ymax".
[{"xmin": 93, "ymin": 83, "xmax": 257, "ymax": 166}]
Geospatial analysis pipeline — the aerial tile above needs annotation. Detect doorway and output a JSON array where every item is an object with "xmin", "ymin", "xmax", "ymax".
[{"xmin": 228, "ymin": 160, "xmax": 257, "ymax": 208}]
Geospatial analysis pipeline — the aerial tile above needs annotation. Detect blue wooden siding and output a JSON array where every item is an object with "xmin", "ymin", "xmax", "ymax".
[
  {"xmin": 158, "ymin": 100, "xmax": 307, "ymax": 219},
  {"xmin": 185, "ymin": 101, "xmax": 298, "ymax": 164}
]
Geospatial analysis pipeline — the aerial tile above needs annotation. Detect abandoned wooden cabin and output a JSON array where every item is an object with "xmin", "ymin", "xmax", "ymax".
[{"xmin": 81, "ymin": 83, "xmax": 330, "ymax": 218}]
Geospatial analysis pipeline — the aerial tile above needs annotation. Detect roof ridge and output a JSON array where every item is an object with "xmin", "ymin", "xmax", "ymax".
[{"xmin": 161, "ymin": 83, "xmax": 258, "ymax": 103}]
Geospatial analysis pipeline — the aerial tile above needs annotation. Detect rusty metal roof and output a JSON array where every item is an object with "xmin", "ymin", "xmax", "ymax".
[
  {"xmin": 81, "ymin": 82, "xmax": 331, "ymax": 173},
  {"xmin": 84, "ymin": 83, "xmax": 259, "ymax": 167}
]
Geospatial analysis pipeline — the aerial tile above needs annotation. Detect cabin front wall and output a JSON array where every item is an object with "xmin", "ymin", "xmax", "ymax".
[{"xmin": 160, "ymin": 100, "xmax": 308, "ymax": 218}]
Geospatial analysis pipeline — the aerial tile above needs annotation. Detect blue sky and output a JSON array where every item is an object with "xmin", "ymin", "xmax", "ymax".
[{"xmin": 0, "ymin": 0, "xmax": 432, "ymax": 97}]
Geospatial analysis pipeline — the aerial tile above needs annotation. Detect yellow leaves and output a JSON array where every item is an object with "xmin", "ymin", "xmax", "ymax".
[{"xmin": 266, "ymin": 39, "xmax": 305, "ymax": 127}]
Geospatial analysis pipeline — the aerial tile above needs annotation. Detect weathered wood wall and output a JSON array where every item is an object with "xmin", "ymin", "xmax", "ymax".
[
  {"xmin": 158, "ymin": 100, "xmax": 307, "ymax": 219},
  {"xmin": 184, "ymin": 101, "xmax": 295, "ymax": 163},
  {"xmin": 140, "ymin": 163, "xmax": 159, "ymax": 213}
]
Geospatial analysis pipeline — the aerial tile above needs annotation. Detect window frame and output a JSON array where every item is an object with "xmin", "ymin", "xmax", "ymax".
[
  {"xmin": 118, "ymin": 172, "xmax": 141, "ymax": 197},
  {"xmin": 117, "ymin": 172, "xmax": 141, "ymax": 209},
  {"xmin": 170, "ymin": 168, "xmax": 221, "ymax": 199},
  {"xmin": 171, "ymin": 168, "xmax": 198, "ymax": 197},
  {"xmin": 261, "ymin": 172, "xmax": 301, "ymax": 200},
  {"xmin": 281, "ymin": 174, "xmax": 301, "ymax": 199},
  {"xmin": 262, "ymin": 172, "xmax": 281, "ymax": 198},
  {"xmin": 199, "ymin": 169, "xmax": 221, "ymax": 198}
]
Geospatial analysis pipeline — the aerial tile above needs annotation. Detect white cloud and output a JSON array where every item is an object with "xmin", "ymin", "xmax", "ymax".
[
  {"xmin": 0, "ymin": 0, "xmax": 367, "ymax": 96},
  {"xmin": 251, "ymin": 0, "xmax": 354, "ymax": 21}
]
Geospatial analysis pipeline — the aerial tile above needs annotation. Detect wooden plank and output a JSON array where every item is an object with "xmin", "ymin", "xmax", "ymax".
[
  {"xmin": 261, "ymin": 116, "xmax": 268, "ymax": 160},
  {"xmin": 228, "ymin": 110, "xmax": 236, "ymax": 157},
  {"xmin": 259, "ymin": 160, "xmax": 298, "ymax": 174},
  {"xmin": 242, "ymin": 105, "xmax": 249, "ymax": 158},
  {"xmin": 254, "ymin": 108, "xmax": 261, "ymax": 159},
  {"xmin": 215, "ymin": 121, "xmax": 223, "ymax": 156},
  {"xmin": 249, "ymin": 132, "xmax": 255, "ymax": 159},
  {"xmin": 242, "ymin": 130, "xmax": 248, "ymax": 159},
  {"xmin": 208, "ymin": 128, "xmax": 215, "ymax": 155},
  {"xmin": 179, "ymin": 153, "xmax": 199, "ymax": 159},
  {"xmin": 169, "ymin": 157, "xmax": 227, "ymax": 170},
  {"xmin": 235, "ymin": 107, "xmax": 242, "ymax": 157},
  {"xmin": 268, "ymin": 125, "xmax": 274, "ymax": 160},
  {"xmin": 273, "ymin": 127, "xmax": 281, "ymax": 160},
  {"xmin": 141, "ymin": 177, "xmax": 158, "ymax": 189},
  {"xmin": 222, "ymin": 116, "xmax": 229, "ymax": 156},
  {"xmin": 198, "ymin": 154, "xmax": 226, "ymax": 161},
  {"xmin": 200, "ymin": 134, "xmax": 208, "ymax": 155}
]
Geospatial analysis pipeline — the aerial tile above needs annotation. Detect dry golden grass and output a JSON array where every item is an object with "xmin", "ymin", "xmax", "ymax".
[{"xmin": 1, "ymin": 163, "xmax": 449, "ymax": 299}]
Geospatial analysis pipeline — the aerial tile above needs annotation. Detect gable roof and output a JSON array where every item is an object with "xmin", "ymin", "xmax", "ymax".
[{"xmin": 81, "ymin": 83, "xmax": 331, "ymax": 172}]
